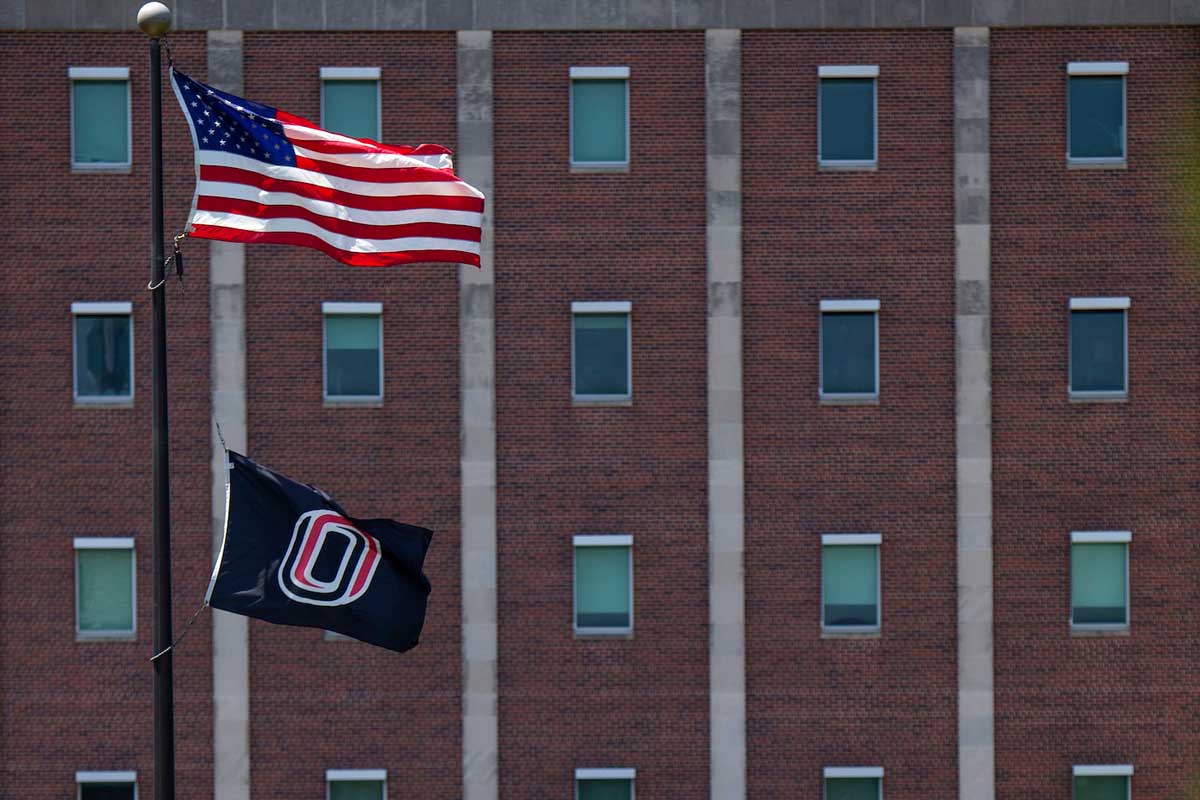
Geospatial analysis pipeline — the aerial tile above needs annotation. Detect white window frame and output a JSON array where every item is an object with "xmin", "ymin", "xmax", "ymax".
[
  {"xmin": 1068, "ymin": 297, "xmax": 1129, "ymax": 400},
  {"xmin": 1073, "ymin": 764, "xmax": 1133, "ymax": 799},
  {"xmin": 69, "ymin": 67, "xmax": 132, "ymax": 171},
  {"xmin": 573, "ymin": 534, "xmax": 633, "ymax": 636},
  {"xmin": 818, "ymin": 65, "xmax": 880, "ymax": 168},
  {"xmin": 322, "ymin": 302, "xmax": 384, "ymax": 404},
  {"xmin": 821, "ymin": 534, "xmax": 882, "ymax": 634},
  {"xmin": 74, "ymin": 537, "xmax": 136, "ymax": 640},
  {"xmin": 326, "ymin": 769, "xmax": 387, "ymax": 800},
  {"xmin": 819, "ymin": 299, "xmax": 880, "ymax": 401},
  {"xmin": 1070, "ymin": 530, "xmax": 1131, "ymax": 631},
  {"xmin": 571, "ymin": 301, "xmax": 633, "ymax": 403},
  {"xmin": 77, "ymin": 771, "xmax": 138, "ymax": 800},
  {"xmin": 72, "ymin": 302, "xmax": 135, "ymax": 406},
  {"xmin": 1066, "ymin": 61, "xmax": 1128, "ymax": 165},
  {"xmin": 824, "ymin": 767, "xmax": 884, "ymax": 799},
  {"xmin": 320, "ymin": 67, "xmax": 382, "ymax": 141},
  {"xmin": 575, "ymin": 767, "xmax": 636, "ymax": 799},
  {"xmin": 569, "ymin": 66, "xmax": 631, "ymax": 169}
]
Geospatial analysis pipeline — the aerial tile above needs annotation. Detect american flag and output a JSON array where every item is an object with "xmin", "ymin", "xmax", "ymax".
[{"xmin": 170, "ymin": 69, "xmax": 484, "ymax": 267}]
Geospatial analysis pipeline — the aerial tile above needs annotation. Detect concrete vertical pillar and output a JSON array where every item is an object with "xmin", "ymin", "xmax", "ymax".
[
  {"xmin": 207, "ymin": 29, "xmax": 251, "ymax": 800},
  {"xmin": 457, "ymin": 29, "xmax": 498, "ymax": 800},
  {"xmin": 706, "ymin": 28, "xmax": 745, "ymax": 800},
  {"xmin": 953, "ymin": 25, "xmax": 995, "ymax": 800}
]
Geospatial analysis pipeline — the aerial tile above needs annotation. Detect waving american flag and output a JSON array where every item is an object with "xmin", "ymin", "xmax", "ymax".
[{"xmin": 170, "ymin": 69, "xmax": 483, "ymax": 267}]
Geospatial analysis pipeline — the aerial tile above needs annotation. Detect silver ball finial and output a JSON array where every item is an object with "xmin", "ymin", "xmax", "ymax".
[{"xmin": 137, "ymin": 2, "xmax": 172, "ymax": 37}]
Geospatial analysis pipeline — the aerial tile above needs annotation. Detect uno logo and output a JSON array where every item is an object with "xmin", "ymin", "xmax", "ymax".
[{"xmin": 278, "ymin": 510, "xmax": 382, "ymax": 606}]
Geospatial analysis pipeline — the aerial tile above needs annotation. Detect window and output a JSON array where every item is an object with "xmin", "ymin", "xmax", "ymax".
[
  {"xmin": 327, "ymin": 769, "xmax": 386, "ymax": 800},
  {"xmin": 1068, "ymin": 62, "xmax": 1127, "ymax": 163},
  {"xmin": 820, "ymin": 300, "xmax": 879, "ymax": 400},
  {"xmin": 570, "ymin": 67, "xmax": 629, "ymax": 168},
  {"xmin": 573, "ymin": 535, "xmax": 632, "ymax": 635},
  {"xmin": 72, "ymin": 302, "xmax": 134, "ymax": 404},
  {"xmin": 323, "ymin": 302, "xmax": 383, "ymax": 402},
  {"xmin": 576, "ymin": 768, "xmax": 635, "ymax": 800},
  {"xmin": 824, "ymin": 767, "xmax": 883, "ymax": 800},
  {"xmin": 1074, "ymin": 765, "xmax": 1132, "ymax": 800},
  {"xmin": 819, "ymin": 66, "xmax": 878, "ymax": 166},
  {"xmin": 1069, "ymin": 297, "xmax": 1128, "ymax": 399},
  {"xmin": 822, "ymin": 534, "xmax": 881, "ymax": 632},
  {"xmin": 572, "ymin": 301, "xmax": 631, "ymax": 402},
  {"xmin": 77, "ymin": 771, "xmax": 136, "ymax": 800},
  {"xmin": 321, "ymin": 67, "xmax": 381, "ymax": 141},
  {"xmin": 70, "ymin": 67, "xmax": 131, "ymax": 169},
  {"xmin": 1071, "ymin": 531, "xmax": 1130, "ymax": 629},
  {"xmin": 75, "ymin": 538, "xmax": 135, "ymax": 638}
]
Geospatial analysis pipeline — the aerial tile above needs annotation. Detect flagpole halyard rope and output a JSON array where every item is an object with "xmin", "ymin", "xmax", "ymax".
[{"xmin": 149, "ymin": 600, "xmax": 208, "ymax": 663}]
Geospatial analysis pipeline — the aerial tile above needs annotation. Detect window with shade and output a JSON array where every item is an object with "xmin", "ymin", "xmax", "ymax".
[
  {"xmin": 321, "ymin": 68, "xmax": 381, "ymax": 141},
  {"xmin": 820, "ymin": 300, "xmax": 879, "ymax": 400},
  {"xmin": 70, "ymin": 67, "xmax": 131, "ymax": 169},
  {"xmin": 824, "ymin": 767, "xmax": 883, "ymax": 800},
  {"xmin": 822, "ymin": 534, "xmax": 880, "ymax": 632},
  {"xmin": 818, "ymin": 66, "xmax": 878, "ymax": 166},
  {"xmin": 1069, "ymin": 298, "xmax": 1128, "ymax": 399},
  {"xmin": 573, "ymin": 535, "xmax": 632, "ymax": 635},
  {"xmin": 576, "ymin": 768, "xmax": 635, "ymax": 800},
  {"xmin": 72, "ymin": 302, "xmax": 134, "ymax": 404},
  {"xmin": 75, "ymin": 538, "xmax": 135, "ymax": 639},
  {"xmin": 76, "ymin": 772, "xmax": 137, "ymax": 800},
  {"xmin": 572, "ymin": 302, "xmax": 631, "ymax": 402},
  {"xmin": 1071, "ymin": 532, "xmax": 1129, "ymax": 629},
  {"xmin": 1067, "ymin": 62, "xmax": 1127, "ymax": 163},
  {"xmin": 326, "ymin": 770, "xmax": 386, "ymax": 800},
  {"xmin": 1074, "ymin": 765, "xmax": 1132, "ymax": 800},
  {"xmin": 323, "ymin": 302, "xmax": 383, "ymax": 402},
  {"xmin": 570, "ymin": 67, "xmax": 629, "ymax": 168}
]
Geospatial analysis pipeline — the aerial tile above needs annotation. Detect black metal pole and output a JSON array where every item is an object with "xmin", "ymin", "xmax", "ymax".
[{"xmin": 148, "ymin": 33, "xmax": 176, "ymax": 800}]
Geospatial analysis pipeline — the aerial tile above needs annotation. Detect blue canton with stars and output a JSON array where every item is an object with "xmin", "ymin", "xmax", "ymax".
[{"xmin": 173, "ymin": 70, "xmax": 297, "ymax": 166}]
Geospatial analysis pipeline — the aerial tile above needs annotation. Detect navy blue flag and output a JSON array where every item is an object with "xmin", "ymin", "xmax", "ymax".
[{"xmin": 206, "ymin": 451, "xmax": 433, "ymax": 653}]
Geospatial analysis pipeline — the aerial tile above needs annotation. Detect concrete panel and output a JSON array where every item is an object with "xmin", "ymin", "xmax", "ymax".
[
  {"xmin": 823, "ymin": 0, "xmax": 873, "ymax": 26},
  {"xmin": 225, "ymin": 0, "xmax": 273, "ymax": 29},
  {"xmin": 476, "ymin": 0, "xmax": 573, "ymax": 28},
  {"xmin": 576, "ymin": 0, "xmax": 626, "ymax": 27},
  {"xmin": 378, "ymin": 0, "xmax": 422, "ymax": 27},
  {"xmin": 972, "ymin": 0, "xmax": 1020, "ymax": 24},
  {"xmin": 955, "ymin": 117, "xmax": 988, "ymax": 155},
  {"xmin": 426, "ymin": 0, "xmax": 473, "ymax": 28},
  {"xmin": 76, "ymin": 0, "xmax": 140, "ymax": 29},
  {"xmin": 1175, "ymin": 0, "xmax": 1200, "ymax": 22},
  {"xmin": 0, "ymin": 0, "xmax": 23, "ymax": 27},
  {"xmin": 1122, "ymin": 0, "xmax": 1171, "ymax": 23},
  {"xmin": 877, "ymin": 0, "xmax": 922, "ymax": 25},
  {"xmin": 208, "ymin": 30, "xmax": 244, "ymax": 93},
  {"xmin": 24, "ymin": 0, "xmax": 72, "ymax": 27},
  {"xmin": 676, "ymin": 0, "xmax": 723, "ymax": 26},
  {"xmin": 956, "ymin": 279, "xmax": 989, "ymax": 316},
  {"xmin": 275, "ymin": 0, "xmax": 325, "ymax": 29},
  {"xmin": 726, "ymin": 0, "xmax": 773, "ymax": 28},
  {"xmin": 925, "ymin": 0, "xmax": 972, "ymax": 24},
  {"xmin": 776, "ymin": 0, "xmax": 823, "ymax": 26},
  {"xmin": 175, "ymin": 0, "xmax": 224, "ymax": 29},
  {"xmin": 628, "ymin": 0, "xmax": 672, "ymax": 26},
  {"xmin": 326, "ymin": 0, "xmax": 376, "ymax": 29}
]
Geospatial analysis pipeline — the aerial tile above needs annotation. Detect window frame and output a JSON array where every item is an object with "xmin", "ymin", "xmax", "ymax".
[
  {"xmin": 571, "ymin": 301, "xmax": 633, "ymax": 403},
  {"xmin": 326, "ymin": 769, "xmax": 387, "ymax": 800},
  {"xmin": 72, "ymin": 301, "xmax": 135, "ymax": 406},
  {"xmin": 569, "ymin": 66, "xmax": 631, "ymax": 170},
  {"xmin": 572, "ymin": 534, "xmax": 634, "ymax": 637},
  {"xmin": 322, "ymin": 301, "xmax": 384, "ymax": 404},
  {"xmin": 817, "ymin": 65, "xmax": 880, "ymax": 169},
  {"xmin": 1073, "ymin": 764, "xmax": 1133, "ymax": 800},
  {"xmin": 320, "ymin": 67, "xmax": 382, "ymax": 142},
  {"xmin": 819, "ymin": 299, "xmax": 880, "ymax": 401},
  {"xmin": 1066, "ymin": 61, "xmax": 1128, "ymax": 166},
  {"xmin": 575, "ymin": 767, "xmax": 636, "ymax": 800},
  {"xmin": 820, "ymin": 534, "xmax": 882, "ymax": 634},
  {"xmin": 1068, "ymin": 297, "xmax": 1129, "ymax": 400},
  {"xmin": 1070, "ymin": 530, "xmax": 1131, "ymax": 632},
  {"xmin": 77, "ymin": 771, "xmax": 138, "ymax": 800},
  {"xmin": 824, "ymin": 766, "xmax": 884, "ymax": 800},
  {"xmin": 74, "ymin": 537, "xmax": 137, "ymax": 640},
  {"xmin": 69, "ymin": 67, "xmax": 132, "ymax": 171}
]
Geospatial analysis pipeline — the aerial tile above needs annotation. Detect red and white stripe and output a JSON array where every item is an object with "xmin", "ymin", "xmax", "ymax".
[{"xmin": 185, "ymin": 109, "xmax": 484, "ymax": 268}]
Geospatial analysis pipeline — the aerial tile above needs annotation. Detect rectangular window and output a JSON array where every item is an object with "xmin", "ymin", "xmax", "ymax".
[
  {"xmin": 327, "ymin": 769, "xmax": 386, "ymax": 800},
  {"xmin": 1068, "ymin": 62, "xmax": 1127, "ymax": 163},
  {"xmin": 819, "ymin": 66, "xmax": 878, "ymax": 166},
  {"xmin": 323, "ymin": 302, "xmax": 383, "ymax": 402},
  {"xmin": 1074, "ymin": 765, "xmax": 1132, "ymax": 800},
  {"xmin": 820, "ymin": 300, "xmax": 879, "ymax": 399},
  {"xmin": 824, "ymin": 767, "xmax": 883, "ymax": 800},
  {"xmin": 70, "ymin": 67, "xmax": 131, "ymax": 169},
  {"xmin": 821, "ymin": 534, "xmax": 881, "ymax": 632},
  {"xmin": 73, "ymin": 302, "xmax": 134, "ymax": 404},
  {"xmin": 574, "ymin": 535, "xmax": 632, "ymax": 635},
  {"xmin": 77, "ymin": 771, "xmax": 137, "ymax": 800},
  {"xmin": 75, "ymin": 538, "xmax": 135, "ymax": 638},
  {"xmin": 570, "ymin": 67, "xmax": 629, "ymax": 167},
  {"xmin": 321, "ymin": 67, "xmax": 381, "ymax": 141},
  {"xmin": 1069, "ymin": 297, "xmax": 1128, "ymax": 399},
  {"xmin": 576, "ymin": 768, "xmax": 635, "ymax": 800},
  {"xmin": 1071, "ymin": 531, "xmax": 1130, "ymax": 629},
  {"xmin": 572, "ymin": 301, "xmax": 631, "ymax": 401}
]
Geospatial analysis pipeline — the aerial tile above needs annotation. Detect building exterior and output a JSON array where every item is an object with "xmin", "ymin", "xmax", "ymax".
[{"xmin": 1, "ymin": 2, "xmax": 1198, "ymax": 799}]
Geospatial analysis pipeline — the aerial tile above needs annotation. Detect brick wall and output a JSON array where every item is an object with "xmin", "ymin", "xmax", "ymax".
[
  {"xmin": 991, "ymin": 26, "xmax": 1200, "ymax": 799},
  {"xmin": 742, "ymin": 30, "xmax": 959, "ymax": 798},
  {"xmin": 241, "ymin": 32, "xmax": 462, "ymax": 800},
  {"xmin": 492, "ymin": 31, "xmax": 711, "ymax": 800},
  {"xmin": 0, "ymin": 31, "xmax": 212, "ymax": 800}
]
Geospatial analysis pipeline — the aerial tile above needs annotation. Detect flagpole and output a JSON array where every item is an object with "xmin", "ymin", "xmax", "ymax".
[{"xmin": 137, "ymin": 4, "xmax": 176, "ymax": 800}]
